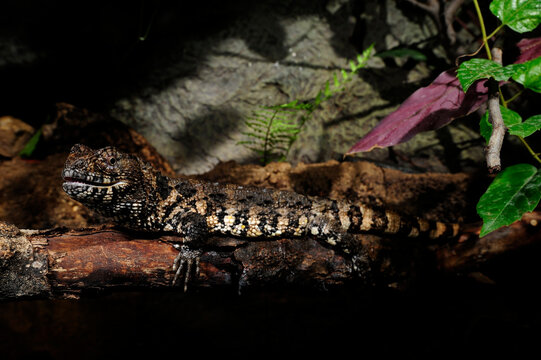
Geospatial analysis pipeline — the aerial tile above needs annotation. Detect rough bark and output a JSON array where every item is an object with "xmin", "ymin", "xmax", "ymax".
[
  {"xmin": 485, "ymin": 48, "xmax": 505, "ymax": 173},
  {"xmin": 2, "ymin": 211, "xmax": 540, "ymax": 300}
]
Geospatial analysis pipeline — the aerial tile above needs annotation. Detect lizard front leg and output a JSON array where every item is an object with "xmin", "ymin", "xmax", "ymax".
[
  {"xmin": 169, "ymin": 212, "xmax": 209, "ymax": 291},
  {"xmin": 172, "ymin": 244, "xmax": 201, "ymax": 291}
]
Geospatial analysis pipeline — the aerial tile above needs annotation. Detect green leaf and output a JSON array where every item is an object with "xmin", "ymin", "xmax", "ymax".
[
  {"xmin": 479, "ymin": 106, "xmax": 523, "ymax": 142},
  {"xmin": 477, "ymin": 163, "xmax": 541, "ymax": 237},
  {"xmin": 314, "ymin": 90, "xmax": 324, "ymax": 105},
  {"xmin": 480, "ymin": 111, "xmax": 492, "ymax": 143},
  {"xmin": 457, "ymin": 58, "xmax": 520, "ymax": 92},
  {"xmin": 341, "ymin": 69, "xmax": 349, "ymax": 81},
  {"xmin": 324, "ymin": 81, "xmax": 331, "ymax": 97},
  {"xmin": 511, "ymin": 56, "xmax": 541, "ymax": 93},
  {"xmin": 375, "ymin": 48, "xmax": 427, "ymax": 61},
  {"xmin": 333, "ymin": 73, "xmax": 340, "ymax": 88},
  {"xmin": 508, "ymin": 114, "xmax": 541, "ymax": 137},
  {"xmin": 500, "ymin": 106, "xmax": 523, "ymax": 126},
  {"xmin": 19, "ymin": 128, "xmax": 42, "ymax": 157},
  {"xmin": 489, "ymin": 0, "xmax": 541, "ymax": 33},
  {"xmin": 272, "ymin": 100, "xmax": 299, "ymax": 109}
]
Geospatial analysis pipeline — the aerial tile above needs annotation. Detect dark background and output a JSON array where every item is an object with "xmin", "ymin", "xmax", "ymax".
[{"xmin": 2, "ymin": 275, "xmax": 541, "ymax": 358}]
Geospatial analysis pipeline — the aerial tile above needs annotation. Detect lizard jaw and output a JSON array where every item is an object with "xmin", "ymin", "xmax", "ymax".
[
  {"xmin": 62, "ymin": 169, "xmax": 125, "ymax": 187},
  {"xmin": 61, "ymin": 169, "xmax": 128, "ymax": 200},
  {"xmin": 62, "ymin": 177, "xmax": 126, "ymax": 187}
]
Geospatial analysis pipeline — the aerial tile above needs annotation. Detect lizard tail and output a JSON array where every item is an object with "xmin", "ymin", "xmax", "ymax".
[
  {"xmin": 406, "ymin": 216, "xmax": 461, "ymax": 239},
  {"xmin": 349, "ymin": 204, "xmax": 460, "ymax": 240}
]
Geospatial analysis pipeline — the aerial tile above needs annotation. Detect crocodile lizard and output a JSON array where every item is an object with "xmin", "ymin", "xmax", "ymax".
[{"xmin": 62, "ymin": 144, "xmax": 460, "ymax": 289}]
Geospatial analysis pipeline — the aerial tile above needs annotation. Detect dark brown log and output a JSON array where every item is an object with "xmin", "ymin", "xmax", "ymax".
[
  {"xmin": 437, "ymin": 211, "xmax": 541, "ymax": 271},
  {"xmin": 1, "ymin": 212, "xmax": 540, "ymax": 300},
  {"xmin": 0, "ymin": 222, "xmax": 354, "ymax": 299}
]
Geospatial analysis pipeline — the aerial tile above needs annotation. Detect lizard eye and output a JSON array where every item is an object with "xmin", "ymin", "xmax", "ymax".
[{"xmin": 108, "ymin": 157, "xmax": 117, "ymax": 166}]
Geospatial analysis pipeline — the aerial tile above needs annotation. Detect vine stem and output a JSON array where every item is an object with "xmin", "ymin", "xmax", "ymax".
[
  {"xmin": 503, "ymin": 90, "xmax": 523, "ymax": 105},
  {"xmin": 473, "ymin": 0, "xmax": 492, "ymax": 60},
  {"xmin": 486, "ymin": 24, "xmax": 504, "ymax": 40},
  {"xmin": 472, "ymin": 0, "xmax": 540, "ymax": 166},
  {"xmin": 518, "ymin": 136, "xmax": 541, "ymax": 164}
]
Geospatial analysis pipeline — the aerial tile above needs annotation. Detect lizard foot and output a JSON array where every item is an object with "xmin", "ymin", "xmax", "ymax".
[
  {"xmin": 351, "ymin": 253, "xmax": 372, "ymax": 275},
  {"xmin": 172, "ymin": 244, "xmax": 201, "ymax": 291}
]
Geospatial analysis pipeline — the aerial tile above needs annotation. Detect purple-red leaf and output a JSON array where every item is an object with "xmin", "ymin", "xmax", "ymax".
[
  {"xmin": 515, "ymin": 37, "xmax": 541, "ymax": 64},
  {"xmin": 346, "ymin": 69, "xmax": 489, "ymax": 154}
]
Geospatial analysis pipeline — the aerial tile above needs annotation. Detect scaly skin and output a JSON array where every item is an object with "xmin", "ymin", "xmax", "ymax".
[{"xmin": 62, "ymin": 144, "xmax": 460, "ymax": 288}]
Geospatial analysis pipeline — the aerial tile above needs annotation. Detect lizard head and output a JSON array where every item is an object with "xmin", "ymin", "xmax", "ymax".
[{"xmin": 62, "ymin": 144, "xmax": 152, "ymax": 220}]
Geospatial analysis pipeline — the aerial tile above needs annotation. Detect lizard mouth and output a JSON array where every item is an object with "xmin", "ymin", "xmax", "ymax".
[{"xmin": 62, "ymin": 169, "xmax": 125, "ymax": 187}]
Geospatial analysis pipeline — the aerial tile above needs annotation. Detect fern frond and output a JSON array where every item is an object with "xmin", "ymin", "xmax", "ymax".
[{"xmin": 239, "ymin": 44, "xmax": 375, "ymax": 164}]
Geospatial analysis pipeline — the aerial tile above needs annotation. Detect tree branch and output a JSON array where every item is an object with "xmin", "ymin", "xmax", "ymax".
[
  {"xmin": 486, "ymin": 47, "xmax": 505, "ymax": 173},
  {"xmin": 2, "ymin": 211, "xmax": 540, "ymax": 300}
]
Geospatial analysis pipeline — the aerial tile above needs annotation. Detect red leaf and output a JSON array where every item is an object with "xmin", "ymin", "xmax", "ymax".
[
  {"xmin": 346, "ymin": 69, "xmax": 489, "ymax": 154},
  {"xmin": 515, "ymin": 37, "xmax": 541, "ymax": 64}
]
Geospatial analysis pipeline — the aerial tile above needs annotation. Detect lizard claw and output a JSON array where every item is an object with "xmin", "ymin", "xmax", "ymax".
[
  {"xmin": 351, "ymin": 253, "xmax": 371, "ymax": 275},
  {"xmin": 172, "ymin": 244, "xmax": 201, "ymax": 291}
]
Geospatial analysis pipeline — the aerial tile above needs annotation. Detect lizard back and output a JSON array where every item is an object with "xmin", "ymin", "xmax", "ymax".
[{"xmin": 62, "ymin": 144, "xmax": 460, "ymax": 247}]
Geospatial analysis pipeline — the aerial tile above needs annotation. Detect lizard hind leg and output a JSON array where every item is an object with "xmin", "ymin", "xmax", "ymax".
[
  {"xmin": 308, "ymin": 214, "xmax": 362, "ymax": 254},
  {"xmin": 308, "ymin": 214, "xmax": 371, "ymax": 275},
  {"xmin": 171, "ymin": 244, "xmax": 202, "ymax": 292}
]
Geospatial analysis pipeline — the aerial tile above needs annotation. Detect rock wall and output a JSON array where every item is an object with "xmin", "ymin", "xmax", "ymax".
[{"xmin": 0, "ymin": 0, "xmax": 485, "ymax": 174}]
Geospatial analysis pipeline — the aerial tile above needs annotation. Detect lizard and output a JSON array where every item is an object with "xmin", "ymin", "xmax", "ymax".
[{"xmin": 61, "ymin": 144, "xmax": 460, "ymax": 289}]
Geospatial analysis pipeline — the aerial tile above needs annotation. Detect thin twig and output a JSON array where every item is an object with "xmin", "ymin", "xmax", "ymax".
[
  {"xmin": 518, "ymin": 136, "xmax": 541, "ymax": 164},
  {"xmin": 486, "ymin": 24, "xmax": 504, "ymax": 41},
  {"xmin": 485, "ymin": 48, "xmax": 505, "ymax": 173},
  {"xmin": 504, "ymin": 90, "xmax": 522, "ymax": 105},
  {"xmin": 455, "ymin": 41, "xmax": 485, "ymax": 67},
  {"xmin": 405, "ymin": 0, "xmax": 441, "ymax": 27},
  {"xmin": 444, "ymin": 0, "xmax": 465, "ymax": 45}
]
